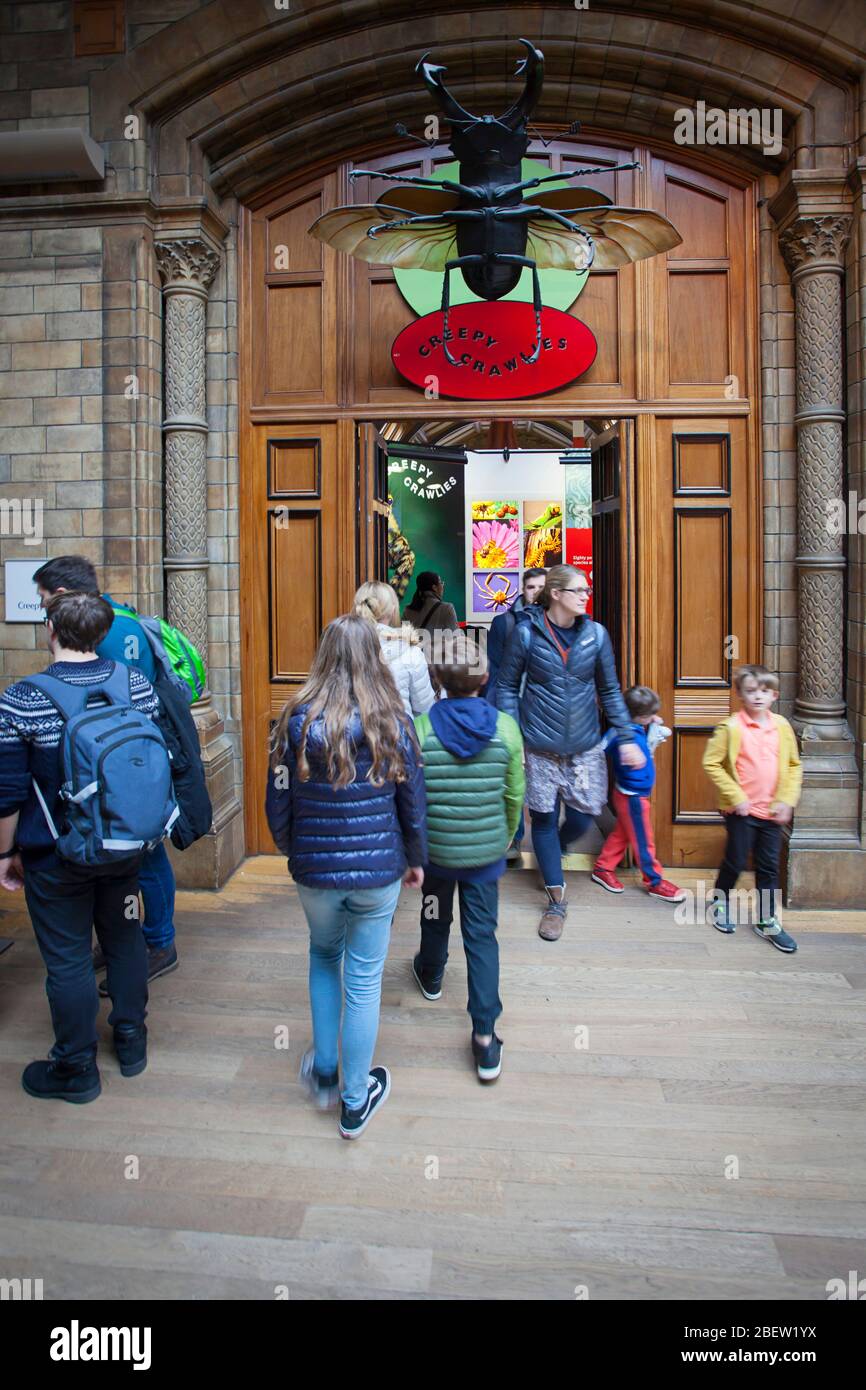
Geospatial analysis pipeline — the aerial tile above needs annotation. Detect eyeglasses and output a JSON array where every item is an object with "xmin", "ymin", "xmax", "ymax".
[{"xmin": 562, "ymin": 586, "xmax": 592, "ymax": 597}]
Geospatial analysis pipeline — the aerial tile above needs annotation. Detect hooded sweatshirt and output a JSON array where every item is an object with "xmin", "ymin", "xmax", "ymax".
[{"xmin": 413, "ymin": 696, "xmax": 525, "ymax": 882}]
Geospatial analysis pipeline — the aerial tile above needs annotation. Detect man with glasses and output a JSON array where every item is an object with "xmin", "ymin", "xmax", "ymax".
[{"xmin": 496, "ymin": 564, "xmax": 644, "ymax": 940}]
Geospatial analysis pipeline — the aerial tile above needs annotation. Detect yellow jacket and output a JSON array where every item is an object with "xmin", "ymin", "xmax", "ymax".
[{"xmin": 702, "ymin": 713, "xmax": 802, "ymax": 812}]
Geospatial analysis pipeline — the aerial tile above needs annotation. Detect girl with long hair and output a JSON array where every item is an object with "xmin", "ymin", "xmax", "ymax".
[
  {"xmin": 266, "ymin": 614, "xmax": 427, "ymax": 1139},
  {"xmin": 353, "ymin": 580, "xmax": 435, "ymax": 718}
]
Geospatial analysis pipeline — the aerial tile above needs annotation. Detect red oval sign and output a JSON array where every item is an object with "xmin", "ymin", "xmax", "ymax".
[{"xmin": 391, "ymin": 302, "xmax": 597, "ymax": 400}]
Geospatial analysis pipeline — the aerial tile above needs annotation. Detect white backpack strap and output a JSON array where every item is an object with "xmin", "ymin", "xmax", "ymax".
[{"xmin": 31, "ymin": 779, "xmax": 59, "ymax": 840}]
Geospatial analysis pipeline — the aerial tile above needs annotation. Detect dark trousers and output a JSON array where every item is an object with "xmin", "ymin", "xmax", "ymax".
[
  {"xmin": 419, "ymin": 874, "xmax": 502, "ymax": 1034},
  {"xmin": 714, "ymin": 814, "xmax": 782, "ymax": 921},
  {"xmin": 23, "ymin": 854, "xmax": 148, "ymax": 1070}
]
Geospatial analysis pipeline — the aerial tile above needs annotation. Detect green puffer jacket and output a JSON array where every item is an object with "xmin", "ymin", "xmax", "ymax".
[{"xmin": 414, "ymin": 705, "xmax": 525, "ymax": 869}]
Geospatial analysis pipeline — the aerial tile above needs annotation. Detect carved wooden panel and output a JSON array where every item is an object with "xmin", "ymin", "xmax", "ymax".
[
  {"xmin": 651, "ymin": 157, "xmax": 750, "ymax": 402},
  {"xmin": 675, "ymin": 507, "xmax": 731, "ymax": 686},
  {"xmin": 267, "ymin": 438, "xmax": 322, "ymax": 498},
  {"xmin": 269, "ymin": 510, "xmax": 321, "ymax": 681},
  {"xmin": 249, "ymin": 175, "xmax": 338, "ymax": 406},
  {"xmin": 669, "ymin": 273, "xmax": 730, "ymax": 385},
  {"xmin": 673, "ymin": 729, "xmax": 725, "ymax": 823},
  {"xmin": 666, "ymin": 179, "xmax": 729, "ymax": 259},
  {"xmin": 572, "ymin": 273, "xmax": 620, "ymax": 386},
  {"xmin": 673, "ymin": 432, "xmax": 731, "ymax": 495}
]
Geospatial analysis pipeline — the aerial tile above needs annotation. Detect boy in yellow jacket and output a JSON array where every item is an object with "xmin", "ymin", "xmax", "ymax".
[{"xmin": 702, "ymin": 665, "xmax": 802, "ymax": 952}]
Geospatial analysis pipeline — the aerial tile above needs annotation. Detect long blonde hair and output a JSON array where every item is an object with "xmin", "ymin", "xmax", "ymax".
[
  {"xmin": 538, "ymin": 563, "xmax": 587, "ymax": 610},
  {"xmin": 353, "ymin": 580, "xmax": 422, "ymax": 647},
  {"xmin": 270, "ymin": 614, "xmax": 413, "ymax": 788}
]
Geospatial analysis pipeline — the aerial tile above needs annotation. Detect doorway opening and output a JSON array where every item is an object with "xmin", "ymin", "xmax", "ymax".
[{"xmin": 359, "ymin": 417, "xmax": 637, "ymax": 866}]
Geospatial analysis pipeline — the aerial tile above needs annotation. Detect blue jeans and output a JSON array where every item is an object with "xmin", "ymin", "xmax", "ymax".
[
  {"xmin": 138, "ymin": 842, "xmax": 176, "ymax": 950},
  {"xmin": 419, "ymin": 874, "xmax": 502, "ymax": 1034},
  {"xmin": 531, "ymin": 798, "xmax": 594, "ymax": 888},
  {"xmin": 296, "ymin": 878, "xmax": 402, "ymax": 1110}
]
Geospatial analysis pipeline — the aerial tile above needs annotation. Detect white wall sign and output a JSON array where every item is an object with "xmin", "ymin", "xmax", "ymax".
[{"xmin": 4, "ymin": 560, "xmax": 43, "ymax": 623}]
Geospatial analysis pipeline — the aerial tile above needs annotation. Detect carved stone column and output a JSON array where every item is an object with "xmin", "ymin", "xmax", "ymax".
[
  {"xmin": 156, "ymin": 236, "xmax": 244, "ymax": 888},
  {"xmin": 769, "ymin": 175, "xmax": 864, "ymax": 907},
  {"xmin": 777, "ymin": 213, "xmax": 851, "ymax": 738},
  {"xmin": 155, "ymin": 238, "xmax": 217, "ymax": 690}
]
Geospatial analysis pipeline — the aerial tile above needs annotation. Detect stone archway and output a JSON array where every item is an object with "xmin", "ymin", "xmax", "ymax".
[{"xmin": 16, "ymin": 0, "xmax": 859, "ymax": 898}]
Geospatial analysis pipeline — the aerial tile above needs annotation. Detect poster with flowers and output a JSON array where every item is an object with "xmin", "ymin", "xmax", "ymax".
[{"xmin": 471, "ymin": 500, "xmax": 520, "ymax": 570}]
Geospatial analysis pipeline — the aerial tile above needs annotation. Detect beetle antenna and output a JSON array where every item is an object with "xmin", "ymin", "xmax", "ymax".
[{"xmin": 394, "ymin": 122, "xmax": 436, "ymax": 148}]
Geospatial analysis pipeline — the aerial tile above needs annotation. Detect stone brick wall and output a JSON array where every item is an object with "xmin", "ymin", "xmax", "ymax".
[{"xmin": 0, "ymin": 223, "xmax": 108, "ymax": 682}]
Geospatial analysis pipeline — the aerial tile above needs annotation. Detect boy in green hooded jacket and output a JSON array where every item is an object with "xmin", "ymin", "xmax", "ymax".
[{"xmin": 412, "ymin": 633, "xmax": 524, "ymax": 1083}]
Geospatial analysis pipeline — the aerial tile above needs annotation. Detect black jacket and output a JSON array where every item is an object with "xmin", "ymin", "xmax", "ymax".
[
  {"xmin": 495, "ymin": 605, "xmax": 634, "ymax": 755},
  {"xmin": 265, "ymin": 705, "xmax": 427, "ymax": 888}
]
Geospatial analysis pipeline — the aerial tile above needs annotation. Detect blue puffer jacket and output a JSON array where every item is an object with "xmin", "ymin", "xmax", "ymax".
[
  {"xmin": 264, "ymin": 705, "xmax": 427, "ymax": 889},
  {"xmin": 495, "ymin": 605, "xmax": 634, "ymax": 755}
]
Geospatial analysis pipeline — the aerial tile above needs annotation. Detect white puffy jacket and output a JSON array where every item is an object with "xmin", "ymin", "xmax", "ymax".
[{"xmin": 376, "ymin": 623, "xmax": 435, "ymax": 718}]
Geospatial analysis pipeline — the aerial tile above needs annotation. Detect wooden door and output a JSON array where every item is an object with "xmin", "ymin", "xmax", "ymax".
[
  {"xmin": 639, "ymin": 415, "xmax": 758, "ymax": 868},
  {"xmin": 240, "ymin": 422, "xmax": 345, "ymax": 852},
  {"xmin": 356, "ymin": 423, "xmax": 391, "ymax": 586},
  {"xmin": 591, "ymin": 420, "xmax": 636, "ymax": 691}
]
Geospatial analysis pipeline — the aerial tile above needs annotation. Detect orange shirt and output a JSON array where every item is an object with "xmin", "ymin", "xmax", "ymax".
[{"xmin": 734, "ymin": 710, "xmax": 780, "ymax": 819}]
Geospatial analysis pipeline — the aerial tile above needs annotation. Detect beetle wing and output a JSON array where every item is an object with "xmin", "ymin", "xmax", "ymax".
[
  {"xmin": 523, "ymin": 187, "xmax": 612, "ymax": 211},
  {"xmin": 375, "ymin": 187, "xmax": 460, "ymax": 215},
  {"xmin": 309, "ymin": 205, "xmax": 457, "ymax": 269},
  {"xmin": 526, "ymin": 206, "xmax": 683, "ymax": 270}
]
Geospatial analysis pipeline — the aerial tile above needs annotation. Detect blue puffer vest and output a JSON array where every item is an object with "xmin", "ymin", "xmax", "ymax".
[
  {"xmin": 265, "ymin": 705, "xmax": 427, "ymax": 889},
  {"xmin": 494, "ymin": 604, "xmax": 633, "ymax": 755}
]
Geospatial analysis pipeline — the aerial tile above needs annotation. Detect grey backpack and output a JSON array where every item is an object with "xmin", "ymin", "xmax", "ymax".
[{"xmin": 26, "ymin": 665, "xmax": 179, "ymax": 869}]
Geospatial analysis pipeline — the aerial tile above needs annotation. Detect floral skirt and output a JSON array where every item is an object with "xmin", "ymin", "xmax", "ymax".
[{"xmin": 524, "ymin": 746, "xmax": 608, "ymax": 816}]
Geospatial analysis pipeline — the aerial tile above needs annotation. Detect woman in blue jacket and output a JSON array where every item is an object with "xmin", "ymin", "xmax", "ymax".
[
  {"xmin": 495, "ymin": 565, "xmax": 644, "ymax": 942},
  {"xmin": 266, "ymin": 614, "xmax": 427, "ymax": 1139}
]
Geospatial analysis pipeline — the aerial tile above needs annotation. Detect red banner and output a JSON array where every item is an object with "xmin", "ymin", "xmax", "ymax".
[
  {"xmin": 565, "ymin": 526, "xmax": 594, "ymax": 617},
  {"xmin": 391, "ymin": 302, "xmax": 597, "ymax": 401}
]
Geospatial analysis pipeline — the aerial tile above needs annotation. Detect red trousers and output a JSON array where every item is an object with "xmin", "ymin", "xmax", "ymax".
[{"xmin": 595, "ymin": 790, "xmax": 663, "ymax": 886}]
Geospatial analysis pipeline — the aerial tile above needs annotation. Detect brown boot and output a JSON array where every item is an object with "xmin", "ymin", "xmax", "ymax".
[{"xmin": 538, "ymin": 885, "xmax": 567, "ymax": 941}]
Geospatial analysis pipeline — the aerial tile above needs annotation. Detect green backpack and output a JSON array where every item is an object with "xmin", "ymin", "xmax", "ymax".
[{"xmin": 112, "ymin": 604, "xmax": 206, "ymax": 704}]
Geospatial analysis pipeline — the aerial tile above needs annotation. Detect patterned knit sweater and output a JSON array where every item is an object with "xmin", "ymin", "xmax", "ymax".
[{"xmin": 0, "ymin": 659, "xmax": 158, "ymax": 862}]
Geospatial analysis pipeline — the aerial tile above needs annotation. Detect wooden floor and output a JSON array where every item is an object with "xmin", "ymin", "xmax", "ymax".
[{"xmin": 1, "ymin": 856, "xmax": 865, "ymax": 1301}]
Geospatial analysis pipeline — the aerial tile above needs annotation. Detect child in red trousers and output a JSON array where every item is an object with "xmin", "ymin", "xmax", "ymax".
[{"xmin": 592, "ymin": 685, "xmax": 685, "ymax": 901}]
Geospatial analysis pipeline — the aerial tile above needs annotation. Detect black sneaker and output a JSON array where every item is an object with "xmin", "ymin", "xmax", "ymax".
[
  {"xmin": 22, "ymin": 1058, "xmax": 101, "ymax": 1104},
  {"xmin": 298, "ymin": 1046, "xmax": 340, "ymax": 1111},
  {"xmin": 412, "ymin": 953, "xmax": 443, "ymax": 1001},
  {"xmin": 339, "ymin": 1066, "xmax": 391, "ymax": 1140},
  {"xmin": 114, "ymin": 1025, "xmax": 147, "ymax": 1078},
  {"xmin": 472, "ymin": 1032, "xmax": 503, "ymax": 1083},
  {"xmin": 99, "ymin": 943, "xmax": 177, "ymax": 998}
]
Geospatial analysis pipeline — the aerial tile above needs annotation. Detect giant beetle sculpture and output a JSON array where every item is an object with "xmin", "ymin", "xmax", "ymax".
[{"xmin": 309, "ymin": 40, "xmax": 681, "ymax": 364}]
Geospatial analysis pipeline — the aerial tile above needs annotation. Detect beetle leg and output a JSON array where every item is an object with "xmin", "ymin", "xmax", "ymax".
[
  {"xmin": 366, "ymin": 211, "xmax": 452, "ymax": 237},
  {"xmin": 494, "ymin": 160, "xmax": 641, "ymax": 199},
  {"xmin": 489, "ymin": 254, "xmax": 544, "ymax": 362},
  {"xmin": 350, "ymin": 169, "xmax": 478, "ymax": 199},
  {"xmin": 441, "ymin": 254, "xmax": 485, "ymax": 365}
]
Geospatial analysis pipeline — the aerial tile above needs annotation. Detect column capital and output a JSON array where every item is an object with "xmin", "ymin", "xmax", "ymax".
[
  {"xmin": 777, "ymin": 213, "xmax": 851, "ymax": 277},
  {"xmin": 155, "ymin": 236, "xmax": 220, "ymax": 293}
]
